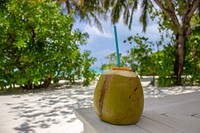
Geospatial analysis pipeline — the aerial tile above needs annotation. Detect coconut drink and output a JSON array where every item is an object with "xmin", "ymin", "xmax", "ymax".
[
  {"xmin": 93, "ymin": 67, "xmax": 144, "ymax": 125},
  {"xmin": 94, "ymin": 26, "xmax": 144, "ymax": 124}
]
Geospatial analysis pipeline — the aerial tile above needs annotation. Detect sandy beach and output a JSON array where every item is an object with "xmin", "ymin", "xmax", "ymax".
[{"xmin": 0, "ymin": 79, "xmax": 200, "ymax": 133}]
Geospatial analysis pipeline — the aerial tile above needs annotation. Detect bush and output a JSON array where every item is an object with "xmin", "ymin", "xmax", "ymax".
[{"xmin": 0, "ymin": 0, "xmax": 96, "ymax": 89}]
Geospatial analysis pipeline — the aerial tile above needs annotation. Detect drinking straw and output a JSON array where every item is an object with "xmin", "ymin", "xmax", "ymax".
[{"xmin": 113, "ymin": 25, "xmax": 121, "ymax": 68}]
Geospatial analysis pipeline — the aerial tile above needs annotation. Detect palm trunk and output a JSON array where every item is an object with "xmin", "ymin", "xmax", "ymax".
[{"xmin": 174, "ymin": 33, "xmax": 186, "ymax": 85}]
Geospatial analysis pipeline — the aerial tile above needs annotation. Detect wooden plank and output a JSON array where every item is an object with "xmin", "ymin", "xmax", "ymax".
[
  {"xmin": 143, "ymin": 92, "xmax": 200, "ymax": 133},
  {"xmin": 151, "ymin": 100, "xmax": 200, "ymax": 117},
  {"xmin": 75, "ymin": 108, "xmax": 149, "ymax": 133},
  {"xmin": 75, "ymin": 108, "xmax": 99, "ymax": 133},
  {"xmin": 169, "ymin": 113, "xmax": 200, "ymax": 130},
  {"xmin": 146, "ymin": 98, "xmax": 200, "ymax": 114},
  {"xmin": 146, "ymin": 98, "xmax": 200, "ymax": 131},
  {"xmin": 144, "ymin": 92, "xmax": 200, "ymax": 111},
  {"xmin": 136, "ymin": 116, "xmax": 181, "ymax": 133},
  {"xmin": 76, "ymin": 108, "xmax": 184, "ymax": 133},
  {"xmin": 75, "ymin": 92, "xmax": 200, "ymax": 133},
  {"xmin": 143, "ymin": 111, "xmax": 200, "ymax": 133}
]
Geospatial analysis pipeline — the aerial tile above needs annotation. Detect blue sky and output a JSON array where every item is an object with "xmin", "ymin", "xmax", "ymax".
[{"xmin": 74, "ymin": 11, "xmax": 160, "ymax": 68}]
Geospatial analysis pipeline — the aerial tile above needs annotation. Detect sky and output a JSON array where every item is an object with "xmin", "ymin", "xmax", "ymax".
[{"xmin": 74, "ymin": 10, "xmax": 161, "ymax": 68}]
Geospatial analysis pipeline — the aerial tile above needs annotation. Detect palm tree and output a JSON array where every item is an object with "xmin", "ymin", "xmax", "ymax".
[
  {"xmin": 104, "ymin": 0, "xmax": 200, "ymax": 85},
  {"xmin": 57, "ymin": 0, "xmax": 106, "ymax": 31},
  {"xmin": 57, "ymin": 0, "xmax": 85, "ymax": 14},
  {"xmin": 103, "ymin": 0, "xmax": 149, "ymax": 31}
]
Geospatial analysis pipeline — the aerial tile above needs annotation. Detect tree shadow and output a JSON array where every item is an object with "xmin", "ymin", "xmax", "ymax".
[
  {"xmin": 3, "ymin": 81, "xmax": 200, "ymax": 133},
  {"xmin": 14, "ymin": 122, "xmax": 36, "ymax": 133},
  {"xmin": 5, "ymin": 87, "xmax": 94, "ymax": 133}
]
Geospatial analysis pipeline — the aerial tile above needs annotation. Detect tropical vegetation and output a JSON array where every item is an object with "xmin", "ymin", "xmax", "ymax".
[
  {"xmin": 102, "ymin": 22, "xmax": 200, "ymax": 86},
  {"xmin": 101, "ymin": 0, "xmax": 200, "ymax": 85},
  {"xmin": 0, "ymin": 0, "xmax": 199, "ymax": 90},
  {"xmin": 0, "ymin": 0, "xmax": 96, "ymax": 90},
  {"xmin": 56, "ymin": 0, "xmax": 107, "ymax": 31}
]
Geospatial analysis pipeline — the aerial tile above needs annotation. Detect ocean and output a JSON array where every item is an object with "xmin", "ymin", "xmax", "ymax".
[{"xmin": 90, "ymin": 67, "xmax": 108, "ymax": 74}]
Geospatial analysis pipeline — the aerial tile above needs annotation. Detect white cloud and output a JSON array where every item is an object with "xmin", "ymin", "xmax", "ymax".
[
  {"xmin": 146, "ymin": 24, "xmax": 160, "ymax": 41},
  {"xmin": 75, "ymin": 10, "xmax": 162, "ymax": 68},
  {"xmin": 93, "ymin": 49, "xmax": 115, "ymax": 67},
  {"xmin": 97, "ymin": 49, "xmax": 115, "ymax": 57},
  {"xmin": 83, "ymin": 25, "xmax": 113, "ymax": 39}
]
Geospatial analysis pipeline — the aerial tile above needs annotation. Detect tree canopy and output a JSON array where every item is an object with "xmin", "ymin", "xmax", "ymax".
[
  {"xmin": 0, "ymin": 0, "xmax": 96, "ymax": 89},
  {"xmin": 103, "ymin": 0, "xmax": 200, "ymax": 85}
]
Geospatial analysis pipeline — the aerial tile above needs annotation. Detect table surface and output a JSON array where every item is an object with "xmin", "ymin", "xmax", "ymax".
[{"xmin": 75, "ymin": 92, "xmax": 200, "ymax": 133}]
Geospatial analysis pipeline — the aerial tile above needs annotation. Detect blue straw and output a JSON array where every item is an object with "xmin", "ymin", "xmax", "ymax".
[{"xmin": 113, "ymin": 25, "xmax": 121, "ymax": 68}]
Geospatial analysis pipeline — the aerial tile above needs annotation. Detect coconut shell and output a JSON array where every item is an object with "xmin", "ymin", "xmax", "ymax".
[{"xmin": 94, "ymin": 70, "xmax": 144, "ymax": 125}]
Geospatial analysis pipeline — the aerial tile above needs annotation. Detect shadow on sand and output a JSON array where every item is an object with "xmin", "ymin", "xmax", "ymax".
[
  {"xmin": 4, "ymin": 78, "xmax": 200, "ymax": 133},
  {"xmin": 6, "ymin": 87, "xmax": 94, "ymax": 133}
]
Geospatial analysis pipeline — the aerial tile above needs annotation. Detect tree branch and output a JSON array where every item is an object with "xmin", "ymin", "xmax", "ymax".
[
  {"xmin": 165, "ymin": 0, "xmax": 174, "ymax": 11},
  {"xmin": 188, "ymin": 0, "xmax": 193, "ymax": 5},
  {"xmin": 28, "ymin": 23, "xmax": 38, "ymax": 45},
  {"xmin": 183, "ymin": 0, "xmax": 200, "ymax": 36},
  {"xmin": 184, "ymin": 0, "xmax": 200, "ymax": 23},
  {"xmin": 153, "ymin": 0, "xmax": 180, "ymax": 28}
]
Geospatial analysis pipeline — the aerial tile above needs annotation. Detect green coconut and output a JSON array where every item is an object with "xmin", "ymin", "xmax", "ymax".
[{"xmin": 93, "ymin": 69, "xmax": 144, "ymax": 125}]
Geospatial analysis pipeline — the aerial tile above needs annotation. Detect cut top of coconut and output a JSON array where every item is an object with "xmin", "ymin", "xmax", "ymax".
[
  {"xmin": 112, "ymin": 67, "xmax": 132, "ymax": 71},
  {"xmin": 102, "ymin": 70, "xmax": 138, "ymax": 78}
]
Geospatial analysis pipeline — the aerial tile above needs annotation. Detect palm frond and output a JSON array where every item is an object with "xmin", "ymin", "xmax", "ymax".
[
  {"xmin": 111, "ymin": 0, "xmax": 127, "ymax": 24},
  {"xmin": 79, "ymin": 0, "xmax": 84, "ymax": 7},
  {"xmin": 128, "ymin": 0, "xmax": 139, "ymax": 29},
  {"xmin": 139, "ymin": 0, "xmax": 149, "ymax": 32},
  {"xmin": 123, "ymin": 6, "xmax": 130, "ymax": 25},
  {"xmin": 57, "ymin": 0, "xmax": 106, "ymax": 32},
  {"xmin": 104, "ymin": 0, "xmax": 110, "ymax": 11},
  {"xmin": 90, "ymin": 12, "xmax": 104, "ymax": 32}
]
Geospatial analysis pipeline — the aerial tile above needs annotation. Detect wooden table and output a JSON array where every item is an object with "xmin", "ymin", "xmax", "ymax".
[{"xmin": 75, "ymin": 92, "xmax": 200, "ymax": 133}]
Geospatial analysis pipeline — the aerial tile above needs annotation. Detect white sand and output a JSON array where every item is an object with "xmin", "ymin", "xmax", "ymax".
[{"xmin": 0, "ymin": 79, "xmax": 199, "ymax": 133}]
